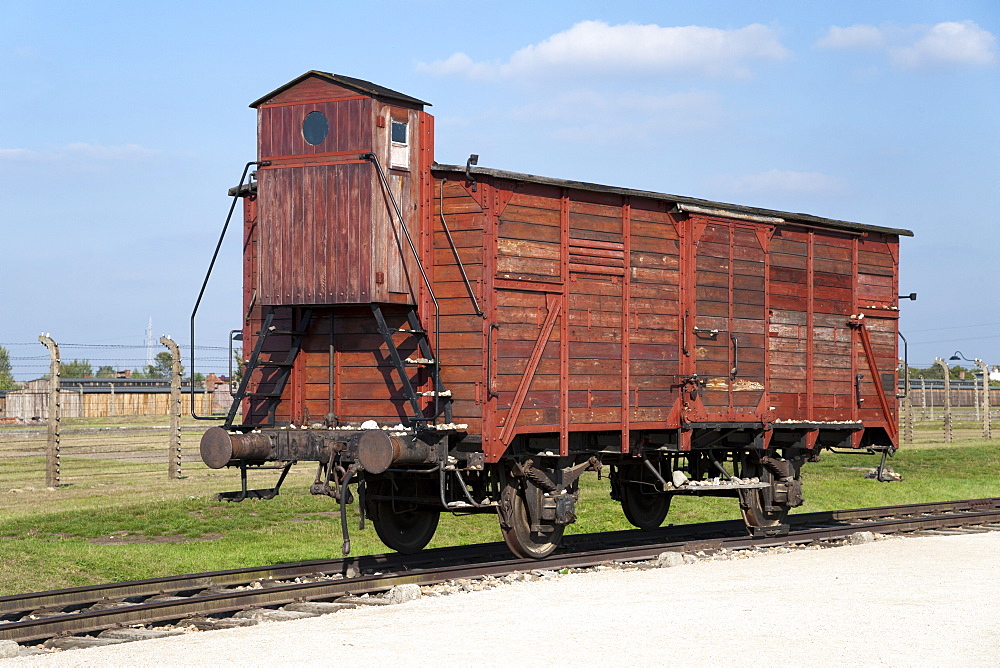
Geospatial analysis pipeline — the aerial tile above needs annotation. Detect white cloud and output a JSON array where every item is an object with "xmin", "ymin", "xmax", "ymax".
[
  {"xmin": 717, "ymin": 169, "xmax": 848, "ymax": 196},
  {"xmin": 417, "ymin": 21, "xmax": 790, "ymax": 80},
  {"xmin": 0, "ymin": 148, "xmax": 40, "ymax": 161},
  {"xmin": 816, "ymin": 25, "xmax": 885, "ymax": 50},
  {"xmin": 418, "ymin": 52, "xmax": 494, "ymax": 79},
  {"xmin": 816, "ymin": 21, "xmax": 996, "ymax": 69},
  {"xmin": 507, "ymin": 89, "xmax": 724, "ymax": 144},
  {"xmin": 891, "ymin": 21, "xmax": 996, "ymax": 69}
]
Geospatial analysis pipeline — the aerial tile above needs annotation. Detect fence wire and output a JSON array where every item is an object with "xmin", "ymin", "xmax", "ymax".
[{"xmin": 0, "ymin": 424, "xmax": 216, "ymax": 488}]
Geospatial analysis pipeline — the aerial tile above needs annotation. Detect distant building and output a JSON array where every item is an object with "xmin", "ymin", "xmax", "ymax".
[{"xmin": 3, "ymin": 377, "xmax": 231, "ymax": 420}]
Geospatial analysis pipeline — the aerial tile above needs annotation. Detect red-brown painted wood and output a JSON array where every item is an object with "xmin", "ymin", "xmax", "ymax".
[{"xmin": 237, "ymin": 74, "xmax": 904, "ymax": 458}]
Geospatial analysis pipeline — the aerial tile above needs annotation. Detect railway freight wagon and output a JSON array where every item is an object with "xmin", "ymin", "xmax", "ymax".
[{"xmin": 200, "ymin": 71, "xmax": 913, "ymax": 558}]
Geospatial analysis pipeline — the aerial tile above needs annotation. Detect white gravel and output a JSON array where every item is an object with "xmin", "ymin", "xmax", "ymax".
[{"xmin": 8, "ymin": 531, "xmax": 1000, "ymax": 667}]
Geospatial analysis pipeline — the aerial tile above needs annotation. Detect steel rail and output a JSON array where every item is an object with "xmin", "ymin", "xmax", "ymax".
[
  {"xmin": 3, "ymin": 497, "xmax": 996, "ymax": 618},
  {"xmin": 2, "ymin": 498, "xmax": 998, "ymax": 644}
]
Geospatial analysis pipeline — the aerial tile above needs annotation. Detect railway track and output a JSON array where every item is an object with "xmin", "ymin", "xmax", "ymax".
[{"xmin": 3, "ymin": 497, "xmax": 999, "ymax": 649}]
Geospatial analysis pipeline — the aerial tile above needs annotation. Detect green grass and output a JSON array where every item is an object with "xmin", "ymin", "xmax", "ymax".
[{"xmin": 0, "ymin": 436, "xmax": 996, "ymax": 596}]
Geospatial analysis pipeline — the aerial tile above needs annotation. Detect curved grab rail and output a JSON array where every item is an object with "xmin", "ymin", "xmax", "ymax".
[{"xmin": 189, "ymin": 161, "xmax": 265, "ymax": 420}]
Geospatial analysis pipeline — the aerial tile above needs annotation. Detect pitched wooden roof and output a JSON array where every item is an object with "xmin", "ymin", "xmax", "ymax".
[
  {"xmin": 250, "ymin": 71, "xmax": 430, "ymax": 109},
  {"xmin": 433, "ymin": 163, "xmax": 914, "ymax": 238}
]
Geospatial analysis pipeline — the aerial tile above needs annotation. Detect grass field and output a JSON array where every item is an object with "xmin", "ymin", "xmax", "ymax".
[{"xmin": 0, "ymin": 419, "xmax": 997, "ymax": 597}]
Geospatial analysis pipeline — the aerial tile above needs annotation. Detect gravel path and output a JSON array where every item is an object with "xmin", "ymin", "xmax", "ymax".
[{"xmin": 7, "ymin": 531, "xmax": 1000, "ymax": 666}]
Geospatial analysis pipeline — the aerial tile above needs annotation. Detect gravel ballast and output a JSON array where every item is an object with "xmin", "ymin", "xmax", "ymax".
[{"xmin": 8, "ymin": 531, "xmax": 1000, "ymax": 666}]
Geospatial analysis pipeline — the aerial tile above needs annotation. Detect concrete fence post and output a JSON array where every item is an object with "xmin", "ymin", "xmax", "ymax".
[
  {"xmin": 901, "ymin": 360, "xmax": 913, "ymax": 446},
  {"xmin": 975, "ymin": 359, "xmax": 991, "ymax": 440},
  {"xmin": 973, "ymin": 373, "xmax": 981, "ymax": 421},
  {"xmin": 934, "ymin": 357, "xmax": 952, "ymax": 443},
  {"xmin": 38, "ymin": 334, "xmax": 61, "ymax": 487},
  {"xmin": 922, "ymin": 377, "xmax": 930, "ymax": 421},
  {"xmin": 160, "ymin": 336, "xmax": 183, "ymax": 479}
]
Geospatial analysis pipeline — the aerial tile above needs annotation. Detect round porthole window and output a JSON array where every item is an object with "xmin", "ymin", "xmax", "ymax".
[{"xmin": 302, "ymin": 111, "xmax": 329, "ymax": 146}]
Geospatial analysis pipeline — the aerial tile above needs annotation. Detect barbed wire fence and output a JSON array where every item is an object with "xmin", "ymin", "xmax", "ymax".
[
  {"xmin": 1, "ymin": 339, "xmax": 994, "ymax": 488},
  {"xmin": 2, "ymin": 341, "xmax": 231, "ymax": 382},
  {"xmin": 0, "ymin": 336, "xmax": 237, "ymax": 489}
]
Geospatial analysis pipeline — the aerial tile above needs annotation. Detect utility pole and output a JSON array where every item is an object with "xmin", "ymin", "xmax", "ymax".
[
  {"xmin": 146, "ymin": 317, "xmax": 154, "ymax": 368},
  {"xmin": 160, "ymin": 336, "xmax": 183, "ymax": 479},
  {"xmin": 934, "ymin": 357, "xmax": 952, "ymax": 443},
  {"xmin": 38, "ymin": 334, "xmax": 60, "ymax": 487}
]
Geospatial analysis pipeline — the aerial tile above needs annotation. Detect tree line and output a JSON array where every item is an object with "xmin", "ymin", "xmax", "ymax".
[
  {"xmin": 908, "ymin": 363, "xmax": 998, "ymax": 384},
  {"xmin": 0, "ymin": 346, "xmax": 205, "ymax": 390}
]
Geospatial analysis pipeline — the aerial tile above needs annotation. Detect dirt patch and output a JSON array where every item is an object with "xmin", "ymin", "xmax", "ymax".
[{"xmin": 88, "ymin": 533, "xmax": 223, "ymax": 545}]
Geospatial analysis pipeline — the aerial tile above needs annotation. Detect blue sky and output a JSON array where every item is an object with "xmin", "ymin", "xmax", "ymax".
[{"xmin": 2, "ymin": 1, "xmax": 998, "ymax": 379}]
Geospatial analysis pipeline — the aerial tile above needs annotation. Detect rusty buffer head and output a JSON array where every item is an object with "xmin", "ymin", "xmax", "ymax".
[{"xmin": 200, "ymin": 427, "xmax": 272, "ymax": 469}]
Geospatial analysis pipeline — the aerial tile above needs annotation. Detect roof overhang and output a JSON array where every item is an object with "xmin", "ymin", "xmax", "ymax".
[
  {"xmin": 250, "ymin": 71, "xmax": 431, "ymax": 109},
  {"xmin": 432, "ymin": 163, "xmax": 914, "ymax": 238}
]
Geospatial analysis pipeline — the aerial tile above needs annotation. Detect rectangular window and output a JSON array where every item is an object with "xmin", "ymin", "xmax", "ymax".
[
  {"xmin": 390, "ymin": 118, "xmax": 410, "ymax": 169},
  {"xmin": 391, "ymin": 120, "xmax": 408, "ymax": 144}
]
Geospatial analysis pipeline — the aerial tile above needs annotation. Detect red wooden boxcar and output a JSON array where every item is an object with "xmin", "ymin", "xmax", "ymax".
[{"xmin": 200, "ymin": 71, "xmax": 912, "ymax": 558}]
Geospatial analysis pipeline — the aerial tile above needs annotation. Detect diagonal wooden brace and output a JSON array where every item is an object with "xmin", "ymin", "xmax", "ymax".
[
  {"xmin": 850, "ymin": 315, "xmax": 898, "ymax": 442},
  {"xmin": 500, "ymin": 293, "xmax": 561, "ymax": 445}
]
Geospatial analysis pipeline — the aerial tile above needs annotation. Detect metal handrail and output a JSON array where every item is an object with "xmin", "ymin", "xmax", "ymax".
[
  {"xmin": 189, "ymin": 161, "xmax": 264, "ymax": 420},
  {"xmin": 438, "ymin": 179, "xmax": 484, "ymax": 317},
  {"xmin": 362, "ymin": 152, "xmax": 443, "ymax": 424}
]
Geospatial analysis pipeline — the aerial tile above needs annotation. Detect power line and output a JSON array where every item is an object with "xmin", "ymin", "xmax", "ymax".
[
  {"xmin": 909, "ymin": 334, "xmax": 1000, "ymax": 345},
  {"xmin": 0, "ymin": 342, "xmax": 228, "ymax": 350},
  {"xmin": 905, "ymin": 322, "xmax": 1000, "ymax": 334}
]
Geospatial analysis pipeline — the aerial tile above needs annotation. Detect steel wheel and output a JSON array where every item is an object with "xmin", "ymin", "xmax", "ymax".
[
  {"xmin": 615, "ymin": 463, "xmax": 671, "ymax": 530},
  {"xmin": 738, "ymin": 488, "xmax": 789, "ymax": 528},
  {"xmin": 500, "ymin": 482, "xmax": 564, "ymax": 559},
  {"xmin": 366, "ymin": 480, "xmax": 439, "ymax": 554},
  {"xmin": 738, "ymin": 457, "xmax": 790, "ymax": 531},
  {"xmin": 621, "ymin": 483, "xmax": 671, "ymax": 530}
]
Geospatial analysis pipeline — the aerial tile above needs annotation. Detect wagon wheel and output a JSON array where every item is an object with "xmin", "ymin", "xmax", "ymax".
[
  {"xmin": 617, "ymin": 464, "xmax": 672, "ymax": 530},
  {"xmin": 738, "ymin": 488, "xmax": 789, "ymax": 529},
  {"xmin": 737, "ymin": 456, "xmax": 790, "ymax": 532},
  {"xmin": 365, "ymin": 479, "xmax": 440, "ymax": 554},
  {"xmin": 499, "ymin": 481, "xmax": 564, "ymax": 559}
]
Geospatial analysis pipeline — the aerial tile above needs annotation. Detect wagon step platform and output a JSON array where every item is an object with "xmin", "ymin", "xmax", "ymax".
[
  {"xmin": 371, "ymin": 303, "xmax": 453, "ymax": 427},
  {"xmin": 224, "ymin": 307, "xmax": 313, "ymax": 429},
  {"xmin": 668, "ymin": 480, "xmax": 771, "ymax": 494}
]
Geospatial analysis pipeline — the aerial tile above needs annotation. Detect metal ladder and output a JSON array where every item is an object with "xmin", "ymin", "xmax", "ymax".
[
  {"xmin": 226, "ymin": 307, "xmax": 313, "ymax": 428},
  {"xmin": 371, "ymin": 304, "xmax": 452, "ymax": 428}
]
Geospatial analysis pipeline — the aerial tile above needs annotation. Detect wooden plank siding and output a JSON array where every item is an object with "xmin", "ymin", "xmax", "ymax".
[
  {"xmin": 255, "ymin": 78, "xmax": 426, "ymax": 306},
  {"xmin": 236, "ymin": 75, "xmax": 902, "ymax": 459},
  {"xmin": 241, "ymin": 166, "xmax": 900, "ymax": 458}
]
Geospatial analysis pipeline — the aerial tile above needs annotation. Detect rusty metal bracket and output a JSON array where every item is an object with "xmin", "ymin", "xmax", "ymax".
[
  {"xmin": 730, "ymin": 334, "xmax": 739, "ymax": 379},
  {"xmin": 244, "ymin": 289, "xmax": 257, "ymax": 325},
  {"xmin": 682, "ymin": 310, "xmax": 690, "ymax": 356},
  {"xmin": 487, "ymin": 323, "xmax": 500, "ymax": 398},
  {"xmin": 465, "ymin": 154, "xmax": 479, "ymax": 191}
]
